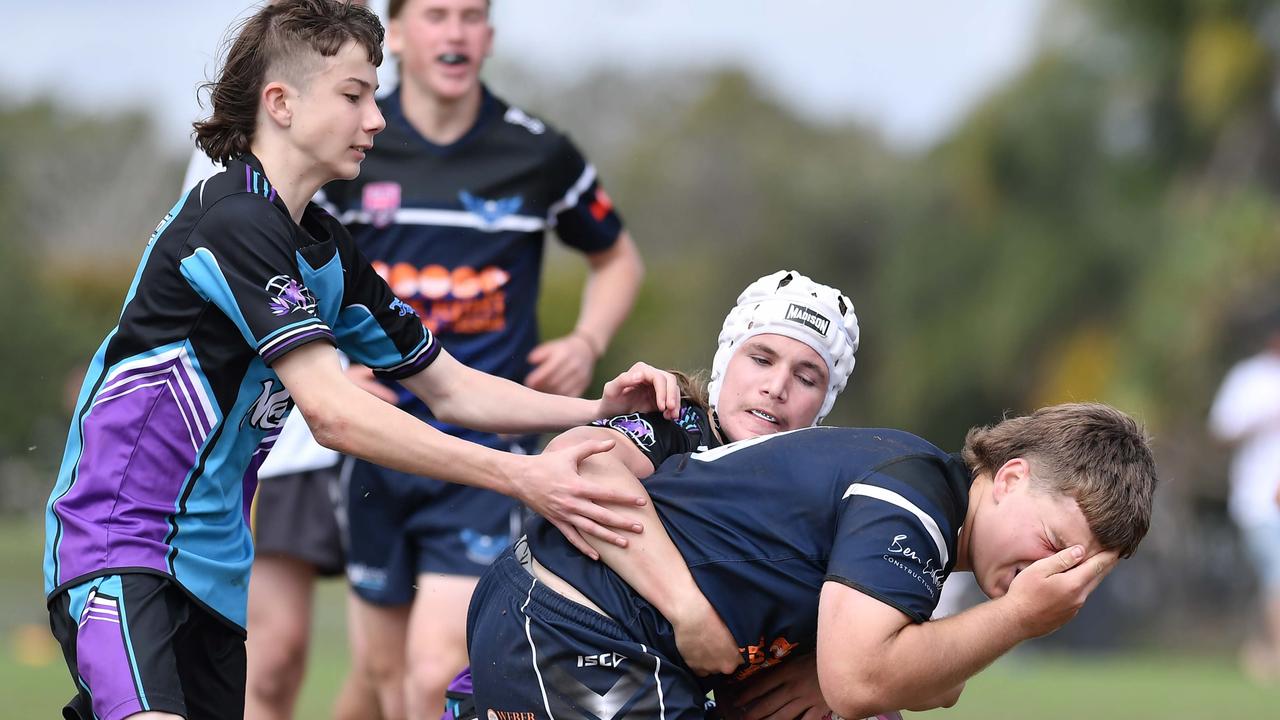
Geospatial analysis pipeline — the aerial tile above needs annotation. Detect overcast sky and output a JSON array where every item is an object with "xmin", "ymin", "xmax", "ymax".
[{"xmin": 1, "ymin": 1, "xmax": 1048, "ymax": 150}]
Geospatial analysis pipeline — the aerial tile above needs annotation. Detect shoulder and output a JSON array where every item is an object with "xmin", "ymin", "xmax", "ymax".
[{"xmin": 488, "ymin": 93, "xmax": 578, "ymax": 154}]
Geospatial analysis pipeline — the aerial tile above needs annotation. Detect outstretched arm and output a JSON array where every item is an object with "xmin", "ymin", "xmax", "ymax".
[
  {"xmin": 816, "ymin": 547, "xmax": 1117, "ymax": 718},
  {"xmin": 545, "ymin": 425, "xmax": 743, "ymax": 676},
  {"xmin": 275, "ymin": 343, "xmax": 654, "ymax": 557}
]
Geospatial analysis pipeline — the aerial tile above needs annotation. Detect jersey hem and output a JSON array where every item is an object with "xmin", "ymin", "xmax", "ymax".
[{"xmin": 46, "ymin": 567, "xmax": 248, "ymax": 638}]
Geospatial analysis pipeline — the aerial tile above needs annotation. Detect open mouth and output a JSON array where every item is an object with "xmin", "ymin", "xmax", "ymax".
[
  {"xmin": 438, "ymin": 52, "xmax": 469, "ymax": 66},
  {"xmin": 749, "ymin": 409, "xmax": 779, "ymax": 425}
]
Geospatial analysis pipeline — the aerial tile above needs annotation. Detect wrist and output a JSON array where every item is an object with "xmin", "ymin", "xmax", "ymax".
[{"xmin": 570, "ymin": 329, "xmax": 604, "ymax": 360}]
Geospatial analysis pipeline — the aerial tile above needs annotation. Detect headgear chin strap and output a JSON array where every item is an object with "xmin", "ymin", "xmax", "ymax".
[{"xmin": 707, "ymin": 270, "xmax": 860, "ymax": 425}]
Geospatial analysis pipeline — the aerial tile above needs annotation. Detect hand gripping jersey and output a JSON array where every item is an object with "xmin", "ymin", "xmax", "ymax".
[
  {"xmin": 590, "ymin": 402, "xmax": 720, "ymax": 471},
  {"xmin": 43, "ymin": 155, "xmax": 437, "ymax": 630},
  {"xmin": 527, "ymin": 426, "xmax": 971, "ymax": 683},
  {"xmin": 321, "ymin": 86, "xmax": 623, "ymax": 447}
]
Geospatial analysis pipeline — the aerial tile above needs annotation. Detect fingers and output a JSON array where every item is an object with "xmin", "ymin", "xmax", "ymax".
[
  {"xmin": 553, "ymin": 520, "xmax": 600, "ymax": 561},
  {"xmin": 1079, "ymin": 549, "xmax": 1120, "ymax": 593},
  {"xmin": 568, "ymin": 438, "xmax": 617, "ymax": 465},
  {"xmin": 572, "ymin": 513, "xmax": 630, "ymax": 548},
  {"xmin": 1038, "ymin": 545, "xmax": 1086, "ymax": 577}
]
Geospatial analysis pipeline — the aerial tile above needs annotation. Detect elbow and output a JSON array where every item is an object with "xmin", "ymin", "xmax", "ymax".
[
  {"xmin": 303, "ymin": 402, "xmax": 352, "ymax": 455},
  {"xmin": 824, "ymin": 667, "xmax": 897, "ymax": 720},
  {"xmin": 829, "ymin": 691, "xmax": 891, "ymax": 720}
]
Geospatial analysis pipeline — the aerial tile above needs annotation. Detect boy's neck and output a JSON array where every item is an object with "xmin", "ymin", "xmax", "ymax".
[
  {"xmin": 953, "ymin": 473, "xmax": 989, "ymax": 573},
  {"xmin": 248, "ymin": 143, "xmax": 326, "ymax": 224},
  {"xmin": 399, "ymin": 80, "xmax": 483, "ymax": 146}
]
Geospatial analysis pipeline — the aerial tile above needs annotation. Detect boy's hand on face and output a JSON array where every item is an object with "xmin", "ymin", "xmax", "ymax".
[{"xmin": 1003, "ymin": 546, "xmax": 1119, "ymax": 640}]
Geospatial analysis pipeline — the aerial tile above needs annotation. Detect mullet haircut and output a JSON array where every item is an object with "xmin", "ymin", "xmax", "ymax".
[
  {"xmin": 193, "ymin": 0, "xmax": 385, "ymax": 164},
  {"xmin": 961, "ymin": 402, "xmax": 1158, "ymax": 559}
]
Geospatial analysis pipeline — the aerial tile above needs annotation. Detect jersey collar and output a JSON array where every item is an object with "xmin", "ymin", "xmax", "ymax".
[{"xmin": 382, "ymin": 84, "xmax": 501, "ymax": 155}]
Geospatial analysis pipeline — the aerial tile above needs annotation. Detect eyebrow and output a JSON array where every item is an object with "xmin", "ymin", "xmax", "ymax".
[
  {"xmin": 744, "ymin": 341, "xmax": 827, "ymax": 376},
  {"xmin": 344, "ymin": 77, "xmax": 375, "ymax": 90},
  {"xmin": 1047, "ymin": 525, "xmax": 1066, "ymax": 550}
]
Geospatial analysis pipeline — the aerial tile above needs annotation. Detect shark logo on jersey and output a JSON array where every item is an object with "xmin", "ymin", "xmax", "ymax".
[
  {"xmin": 389, "ymin": 297, "xmax": 417, "ymax": 317},
  {"xmin": 593, "ymin": 413, "xmax": 656, "ymax": 450},
  {"xmin": 459, "ymin": 191, "xmax": 523, "ymax": 231},
  {"xmin": 362, "ymin": 181, "xmax": 401, "ymax": 228},
  {"xmin": 265, "ymin": 275, "xmax": 317, "ymax": 316},
  {"xmin": 243, "ymin": 379, "xmax": 293, "ymax": 431}
]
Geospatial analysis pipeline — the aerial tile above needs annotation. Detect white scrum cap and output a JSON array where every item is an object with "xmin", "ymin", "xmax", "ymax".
[{"xmin": 707, "ymin": 270, "xmax": 860, "ymax": 424}]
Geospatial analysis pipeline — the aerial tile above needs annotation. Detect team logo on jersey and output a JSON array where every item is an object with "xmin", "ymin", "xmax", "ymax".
[
  {"xmin": 676, "ymin": 405, "xmax": 703, "ymax": 435},
  {"xmin": 593, "ymin": 413, "xmax": 656, "ymax": 450},
  {"xmin": 243, "ymin": 379, "xmax": 293, "ymax": 431},
  {"xmin": 459, "ymin": 191, "xmax": 523, "ymax": 231},
  {"xmin": 362, "ymin": 181, "xmax": 402, "ymax": 228},
  {"xmin": 785, "ymin": 303, "xmax": 831, "ymax": 337},
  {"xmin": 589, "ymin": 187, "xmax": 614, "ymax": 222},
  {"xmin": 389, "ymin": 298, "xmax": 417, "ymax": 317},
  {"xmin": 265, "ymin": 275, "xmax": 317, "ymax": 316},
  {"xmin": 503, "ymin": 106, "xmax": 546, "ymax": 135}
]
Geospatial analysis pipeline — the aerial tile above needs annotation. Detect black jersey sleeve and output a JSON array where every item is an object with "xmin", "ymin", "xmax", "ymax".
[
  {"xmin": 590, "ymin": 402, "xmax": 709, "ymax": 472},
  {"xmin": 329, "ymin": 223, "xmax": 440, "ymax": 380},
  {"xmin": 825, "ymin": 456, "xmax": 963, "ymax": 623},
  {"xmin": 546, "ymin": 134, "xmax": 624, "ymax": 253},
  {"xmin": 179, "ymin": 193, "xmax": 336, "ymax": 366}
]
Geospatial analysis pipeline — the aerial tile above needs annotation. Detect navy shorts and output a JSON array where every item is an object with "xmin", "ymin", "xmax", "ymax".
[
  {"xmin": 48, "ymin": 573, "xmax": 246, "ymax": 720},
  {"xmin": 343, "ymin": 440, "xmax": 529, "ymax": 605},
  {"xmin": 466, "ymin": 548, "xmax": 706, "ymax": 719}
]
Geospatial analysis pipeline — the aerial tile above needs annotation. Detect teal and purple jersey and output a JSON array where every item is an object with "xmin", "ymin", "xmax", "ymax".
[{"xmin": 44, "ymin": 154, "xmax": 437, "ymax": 630}]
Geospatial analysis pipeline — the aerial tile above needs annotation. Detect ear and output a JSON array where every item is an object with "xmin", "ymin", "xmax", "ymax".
[
  {"xmin": 991, "ymin": 458, "xmax": 1029, "ymax": 504},
  {"xmin": 261, "ymin": 81, "xmax": 294, "ymax": 129}
]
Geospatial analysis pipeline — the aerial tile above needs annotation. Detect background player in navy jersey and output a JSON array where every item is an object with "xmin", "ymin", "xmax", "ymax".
[
  {"xmin": 467, "ymin": 402, "xmax": 1158, "ymax": 719},
  {"xmin": 440, "ymin": 269, "xmax": 861, "ymax": 719},
  {"xmin": 41, "ymin": 3, "xmax": 679, "ymax": 720},
  {"xmin": 314, "ymin": 1, "xmax": 645, "ymax": 717}
]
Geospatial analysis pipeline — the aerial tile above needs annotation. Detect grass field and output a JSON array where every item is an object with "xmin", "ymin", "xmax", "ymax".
[{"xmin": 5, "ymin": 517, "xmax": 1279, "ymax": 719}]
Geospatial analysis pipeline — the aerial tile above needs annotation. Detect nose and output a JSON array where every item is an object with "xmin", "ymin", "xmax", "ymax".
[
  {"xmin": 366, "ymin": 101, "xmax": 386, "ymax": 136},
  {"xmin": 443, "ymin": 14, "xmax": 466, "ymax": 41},
  {"xmin": 760, "ymin": 365, "xmax": 788, "ymax": 400}
]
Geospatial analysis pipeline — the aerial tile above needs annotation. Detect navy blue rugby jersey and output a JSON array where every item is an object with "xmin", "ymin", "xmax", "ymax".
[
  {"xmin": 321, "ymin": 86, "xmax": 624, "ymax": 448},
  {"xmin": 591, "ymin": 402, "xmax": 719, "ymax": 471},
  {"xmin": 43, "ymin": 154, "xmax": 437, "ymax": 630},
  {"xmin": 527, "ymin": 426, "xmax": 972, "ymax": 682}
]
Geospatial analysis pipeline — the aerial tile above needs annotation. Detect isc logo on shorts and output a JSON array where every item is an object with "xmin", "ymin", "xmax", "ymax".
[{"xmin": 577, "ymin": 651, "xmax": 626, "ymax": 668}]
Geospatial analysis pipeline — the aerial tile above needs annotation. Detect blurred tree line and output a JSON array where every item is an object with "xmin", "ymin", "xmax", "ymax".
[{"xmin": 4, "ymin": 0, "xmax": 1280, "ymax": 648}]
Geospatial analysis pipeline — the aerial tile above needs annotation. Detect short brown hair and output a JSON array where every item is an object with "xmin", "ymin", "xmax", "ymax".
[
  {"xmin": 961, "ymin": 402, "xmax": 1157, "ymax": 559},
  {"xmin": 193, "ymin": 0, "xmax": 385, "ymax": 164}
]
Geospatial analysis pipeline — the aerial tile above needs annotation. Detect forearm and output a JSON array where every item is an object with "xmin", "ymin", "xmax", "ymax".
[
  {"xmin": 401, "ymin": 353, "xmax": 603, "ymax": 433},
  {"xmin": 306, "ymin": 379, "xmax": 518, "ymax": 495},
  {"xmin": 574, "ymin": 231, "xmax": 643, "ymax": 354},
  {"xmin": 823, "ymin": 597, "xmax": 1023, "ymax": 717}
]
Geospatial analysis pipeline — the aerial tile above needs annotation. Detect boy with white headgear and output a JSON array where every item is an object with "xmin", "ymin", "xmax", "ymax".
[{"xmin": 439, "ymin": 270, "xmax": 861, "ymax": 720}]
